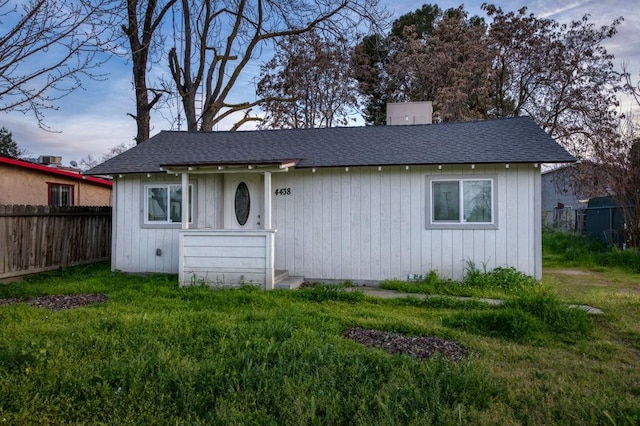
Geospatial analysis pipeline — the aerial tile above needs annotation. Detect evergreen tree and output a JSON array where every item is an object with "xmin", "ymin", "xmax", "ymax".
[{"xmin": 0, "ymin": 127, "xmax": 22, "ymax": 159}]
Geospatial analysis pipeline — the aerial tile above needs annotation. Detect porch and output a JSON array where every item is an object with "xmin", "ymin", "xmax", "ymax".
[{"xmin": 164, "ymin": 160, "xmax": 302, "ymax": 290}]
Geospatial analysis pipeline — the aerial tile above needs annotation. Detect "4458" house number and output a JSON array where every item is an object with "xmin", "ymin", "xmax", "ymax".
[{"xmin": 274, "ymin": 188, "xmax": 291, "ymax": 196}]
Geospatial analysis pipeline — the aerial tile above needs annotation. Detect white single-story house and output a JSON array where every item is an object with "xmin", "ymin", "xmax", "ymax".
[{"xmin": 87, "ymin": 116, "xmax": 575, "ymax": 288}]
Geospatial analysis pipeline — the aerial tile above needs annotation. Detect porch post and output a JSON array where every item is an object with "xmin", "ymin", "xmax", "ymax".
[
  {"xmin": 264, "ymin": 171, "xmax": 274, "ymax": 290},
  {"xmin": 264, "ymin": 171, "xmax": 272, "ymax": 229},
  {"xmin": 181, "ymin": 172, "xmax": 189, "ymax": 230}
]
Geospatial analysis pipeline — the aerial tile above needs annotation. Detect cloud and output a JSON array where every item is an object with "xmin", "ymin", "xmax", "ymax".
[
  {"xmin": 3, "ymin": 71, "xmax": 137, "ymax": 164},
  {"xmin": 3, "ymin": 0, "xmax": 638, "ymax": 165}
]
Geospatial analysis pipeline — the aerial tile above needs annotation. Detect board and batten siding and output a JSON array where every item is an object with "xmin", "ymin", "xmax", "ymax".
[
  {"xmin": 112, "ymin": 164, "xmax": 541, "ymax": 282},
  {"xmin": 111, "ymin": 173, "xmax": 223, "ymax": 273},
  {"xmin": 179, "ymin": 230, "xmax": 275, "ymax": 287},
  {"xmin": 271, "ymin": 164, "xmax": 541, "ymax": 282}
]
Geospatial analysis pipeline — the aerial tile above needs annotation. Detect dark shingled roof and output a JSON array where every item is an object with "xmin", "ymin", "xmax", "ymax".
[{"xmin": 86, "ymin": 116, "xmax": 575, "ymax": 175}]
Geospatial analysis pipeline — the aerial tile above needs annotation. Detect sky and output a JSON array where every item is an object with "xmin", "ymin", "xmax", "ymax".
[{"xmin": 2, "ymin": 0, "xmax": 639, "ymax": 167}]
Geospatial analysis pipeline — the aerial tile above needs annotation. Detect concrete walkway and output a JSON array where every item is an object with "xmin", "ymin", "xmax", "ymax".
[{"xmin": 346, "ymin": 286, "xmax": 604, "ymax": 314}]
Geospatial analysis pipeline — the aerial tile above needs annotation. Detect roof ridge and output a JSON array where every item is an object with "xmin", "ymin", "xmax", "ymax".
[{"xmin": 154, "ymin": 116, "xmax": 534, "ymax": 136}]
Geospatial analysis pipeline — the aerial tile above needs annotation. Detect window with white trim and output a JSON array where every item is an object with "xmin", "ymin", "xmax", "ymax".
[
  {"xmin": 430, "ymin": 178, "xmax": 494, "ymax": 225},
  {"xmin": 145, "ymin": 184, "xmax": 193, "ymax": 224}
]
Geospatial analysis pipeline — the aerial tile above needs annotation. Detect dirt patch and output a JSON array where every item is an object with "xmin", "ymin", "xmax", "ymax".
[
  {"xmin": 0, "ymin": 294, "xmax": 108, "ymax": 310},
  {"xmin": 343, "ymin": 327, "xmax": 468, "ymax": 362}
]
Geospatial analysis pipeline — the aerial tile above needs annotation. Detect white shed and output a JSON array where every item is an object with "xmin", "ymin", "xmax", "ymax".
[{"xmin": 87, "ymin": 117, "xmax": 575, "ymax": 288}]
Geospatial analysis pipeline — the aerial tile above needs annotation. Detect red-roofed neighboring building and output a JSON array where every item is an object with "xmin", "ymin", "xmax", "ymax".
[{"xmin": 0, "ymin": 156, "xmax": 112, "ymax": 206}]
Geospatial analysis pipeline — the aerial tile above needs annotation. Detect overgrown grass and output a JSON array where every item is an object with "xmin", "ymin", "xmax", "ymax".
[
  {"xmin": 444, "ymin": 292, "xmax": 593, "ymax": 344},
  {"xmin": 1, "ymin": 263, "xmax": 639, "ymax": 424},
  {"xmin": 543, "ymin": 229, "xmax": 640, "ymax": 272},
  {"xmin": 379, "ymin": 263, "xmax": 540, "ymax": 299}
]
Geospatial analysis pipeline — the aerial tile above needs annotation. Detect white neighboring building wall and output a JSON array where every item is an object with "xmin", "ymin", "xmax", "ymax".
[
  {"xmin": 386, "ymin": 101, "xmax": 433, "ymax": 126},
  {"xmin": 110, "ymin": 163, "xmax": 542, "ymax": 281}
]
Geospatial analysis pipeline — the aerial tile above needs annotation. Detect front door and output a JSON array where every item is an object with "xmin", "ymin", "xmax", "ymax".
[{"xmin": 224, "ymin": 174, "xmax": 263, "ymax": 229}]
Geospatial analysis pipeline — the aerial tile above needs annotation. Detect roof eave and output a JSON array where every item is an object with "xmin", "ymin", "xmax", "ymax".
[{"xmin": 159, "ymin": 160, "xmax": 299, "ymax": 174}]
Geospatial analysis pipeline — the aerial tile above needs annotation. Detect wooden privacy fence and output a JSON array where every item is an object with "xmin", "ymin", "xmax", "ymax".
[{"xmin": 0, "ymin": 205, "xmax": 112, "ymax": 279}]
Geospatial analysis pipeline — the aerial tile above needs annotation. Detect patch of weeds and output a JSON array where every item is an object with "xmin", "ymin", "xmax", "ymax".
[
  {"xmin": 443, "ymin": 308, "xmax": 541, "ymax": 343},
  {"xmin": 388, "ymin": 296, "xmax": 489, "ymax": 310},
  {"xmin": 463, "ymin": 262, "xmax": 539, "ymax": 293},
  {"xmin": 444, "ymin": 293, "xmax": 593, "ymax": 344},
  {"xmin": 0, "ymin": 338, "xmax": 52, "ymax": 374},
  {"xmin": 381, "ymin": 265, "xmax": 540, "ymax": 299},
  {"xmin": 380, "ymin": 270, "xmax": 458, "ymax": 295},
  {"xmin": 543, "ymin": 230, "xmax": 640, "ymax": 272},
  {"xmin": 290, "ymin": 284, "xmax": 365, "ymax": 303},
  {"xmin": 505, "ymin": 293, "xmax": 593, "ymax": 342}
]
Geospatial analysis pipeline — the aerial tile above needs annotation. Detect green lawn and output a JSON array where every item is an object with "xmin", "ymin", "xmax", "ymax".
[{"xmin": 1, "ymin": 237, "xmax": 639, "ymax": 423}]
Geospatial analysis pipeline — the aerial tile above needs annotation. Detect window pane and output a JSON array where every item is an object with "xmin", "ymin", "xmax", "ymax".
[
  {"xmin": 189, "ymin": 186, "xmax": 193, "ymax": 222},
  {"xmin": 49, "ymin": 185, "xmax": 60, "ymax": 207},
  {"xmin": 148, "ymin": 187, "xmax": 167, "ymax": 221},
  {"xmin": 61, "ymin": 186, "xmax": 71, "ymax": 206},
  {"xmin": 49, "ymin": 184, "xmax": 73, "ymax": 207},
  {"xmin": 463, "ymin": 180, "xmax": 492, "ymax": 223},
  {"xmin": 235, "ymin": 182, "xmax": 250, "ymax": 226},
  {"xmin": 169, "ymin": 186, "xmax": 182, "ymax": 222},
  {"xmin": 433, "ymin": 181, "xmax": 460, "ymax": 221}
]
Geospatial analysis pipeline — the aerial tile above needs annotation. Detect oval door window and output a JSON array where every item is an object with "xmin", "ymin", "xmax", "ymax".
[{"xmin": 234, "ymin": 182, "xmax": 250, "ymax": 226}]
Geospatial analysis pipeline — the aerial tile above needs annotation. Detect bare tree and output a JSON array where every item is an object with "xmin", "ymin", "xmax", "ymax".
[
  {"xmin": 80, "ymin": 142, "xmax": 135, "ymax": 169},
  {"xmin": 257, "ymin": 31, "xmax": 358, "ymax": 129},
  {"xmin": 584, "ymin": 67, "xmax": 640, "ymax": 247},
  {"xmin": 0, "ymin": 0, "xmax": 120, "ymax": 128},
  {"xmin": 484, "ymin": 5, "xmax": 623, "ymax": 157},
  {"xmin": 121, "ymin": 0, "xmax": 177, "ymax": 144},
  {"xmin": 167, "ymin": 0, "xmax": 384, "ymax": 132}
]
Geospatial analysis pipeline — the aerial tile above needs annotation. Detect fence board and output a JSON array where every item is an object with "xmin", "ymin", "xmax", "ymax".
[{"xmin": 0, "ymin": 205, "xmax": 112, "ymax": 279}]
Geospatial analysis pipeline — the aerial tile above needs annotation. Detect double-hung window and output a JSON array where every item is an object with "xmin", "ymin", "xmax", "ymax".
[
  {"xmin": 428, "ymin": 177, "xmax": 496, "ymax": 228},
  {"xmin": 145, "ymin": 184, "xmax": 193, "ymax": 225},
  {"xmin": 48, "ymin": 183, "xmax": 74, "ymax": 207}
]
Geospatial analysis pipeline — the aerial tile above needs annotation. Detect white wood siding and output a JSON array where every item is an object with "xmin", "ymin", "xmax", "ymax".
[
  {"xmin": 179, "ymin": 230, "xmax": 275, "ymax": 288},
  {"xmin": 112, "ymin": 165, "xmax": 542, "ymax": 282},
  {"xmin": 112, "ymin": 173, "xmax": 222, "ymax": 273},
  {"xmin": 272, "ymin": 164, "xmax": 541, "ymax": 281}
]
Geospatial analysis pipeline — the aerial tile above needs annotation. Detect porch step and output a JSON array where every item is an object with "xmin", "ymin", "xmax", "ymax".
[
  {"xmin": 274, "ymin": 269, "xmax": 289, "ymax": 283},
  {"xmin": 274, "ymin": 269, "xmax": 304, "ymax": 290},
  {"xmin": 275, "ymin": 275, "xmax": 305, "ymax": 290}
]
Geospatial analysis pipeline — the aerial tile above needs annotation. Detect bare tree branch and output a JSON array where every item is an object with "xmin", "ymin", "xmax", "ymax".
[
  {"xmin": 167, "ymin": 0, "xmax": 387, "ymax": 131},
  {"xmin": 0, "ymin": 0, "xmax": 121, "ymax": 129},
  {"xmin": 121, "ymin": 0, "xmax": 177, "ymax": 143}
]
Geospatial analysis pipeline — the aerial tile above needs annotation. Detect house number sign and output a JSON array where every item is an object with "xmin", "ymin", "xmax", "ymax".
[{"xmin": 274, "ymin": 188, "xmax": 291, "ymax": 195}]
